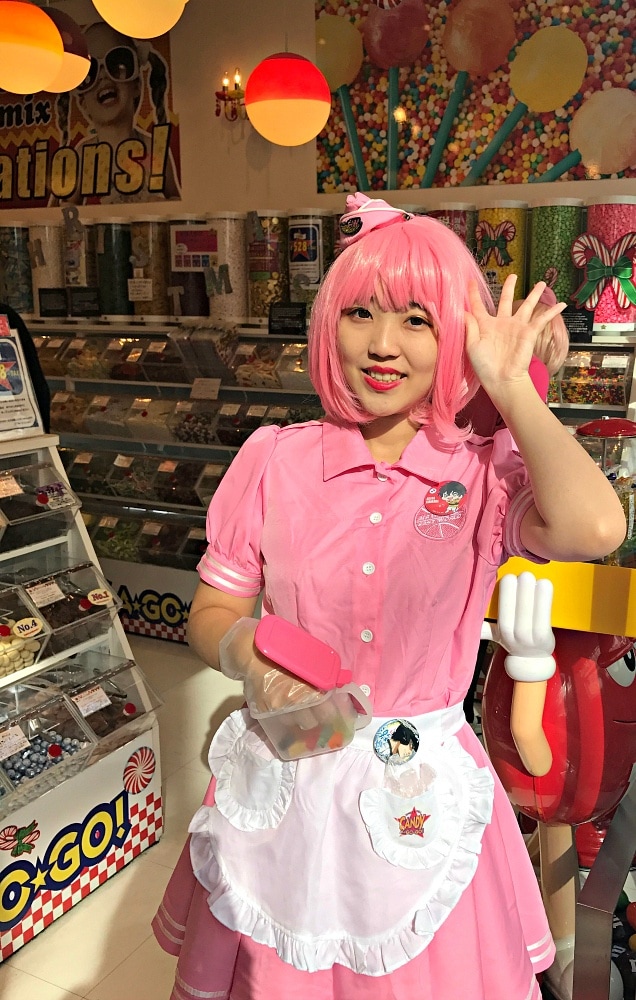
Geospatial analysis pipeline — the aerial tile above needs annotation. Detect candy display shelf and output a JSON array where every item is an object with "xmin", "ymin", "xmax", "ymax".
[{"xmin": 0, "ymin": 427, "xmax": 163, "ymax": 964}]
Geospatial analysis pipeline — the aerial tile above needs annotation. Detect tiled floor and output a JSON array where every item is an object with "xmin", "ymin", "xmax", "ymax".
[{"xmin": 0, "ymin": 635, "xmax": 244, "ymax": 1000}]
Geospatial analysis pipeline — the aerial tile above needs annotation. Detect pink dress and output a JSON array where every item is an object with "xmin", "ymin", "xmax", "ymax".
[{"xmin": 152, "ymin": 421, "xmax": 553, "ymax": 1000}]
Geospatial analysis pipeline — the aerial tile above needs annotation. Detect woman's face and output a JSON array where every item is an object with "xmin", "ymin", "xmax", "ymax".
[
  {"xmin": 337, "ymin": 299, "xmax": 438, "ymax": 426},
  {"xmin": 77, "ymin": 23, "xmax": 140, "ymax": 130}
]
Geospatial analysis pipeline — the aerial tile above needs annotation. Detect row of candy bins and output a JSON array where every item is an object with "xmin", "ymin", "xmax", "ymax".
[
  {"xmin": 575, "ymin": 417, "xmax": 636, "ymax": 568},
  {"xmin": 0, "ymin": 648, "xmax": 161, "ymax": 814},
  {"xmin": 0, "ymin": 552, "xmax": 121, "ymax": 661},
  {"xmin": 0, "ymin": 210, "xmax": 341, "ymax": 324},
  {"xmin": 89, "ymin": 514, "xmax": 208, "ymax": 571}
]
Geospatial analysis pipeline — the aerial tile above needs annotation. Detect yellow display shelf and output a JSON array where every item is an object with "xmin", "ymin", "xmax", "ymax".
[{"xmin": 486, "ymin": 558, "xmax": 636, "ymax": 636}]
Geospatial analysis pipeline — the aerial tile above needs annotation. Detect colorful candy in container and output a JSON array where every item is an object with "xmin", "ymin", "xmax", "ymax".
[
  {"xmin": 529, "ymin": 200, "xmax": 584, "ymax": 304},
  {"xmin": 249, "ymin": 615, "xmax": 372, "ymax": 761},
  {"xmin": 129, "ymin": 217, "xmax": 171, "ymax": 321},
  {"xmin": 572, "ymin": 197, "xmax": 636, "ymax": 333},
  {"xmin": 246, "ymin": 210, "xmax": 289, "ymax": 320},
  {"xmin": 427, "ymin": 203, "xmax": 477, "ymax": 253},
  {"xmin": 206, "ymin": 213, "xmax": 248, "ymax": 324},
  {"xmin": 575, "ymin": 417, "xmax": 636, "ymax": 567},
  {"xmin": 475, "ymin": 201, "xmax": 527, "ymax": 304},
  {"xmin": 0, "ymin": 222, "xmax": 33, "ymax": 317}
]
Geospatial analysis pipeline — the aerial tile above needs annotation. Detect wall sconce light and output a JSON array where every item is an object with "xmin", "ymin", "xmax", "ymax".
[{"xmin": 215, "ymin": 68, "xmax": 247, "ymax": 121}]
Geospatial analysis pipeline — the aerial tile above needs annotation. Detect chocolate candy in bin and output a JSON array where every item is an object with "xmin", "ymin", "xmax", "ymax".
[
  {"xmin": 0, "ymin": 586, "xmax": 49, "ymax": 677},
  {"xmin": 107, "ymin": 454, "xmax": 160, "ymax": 500},
  {"xmin": 169, "ymin": 400, "xmax": 221, "ymax": 444},
  {"xmin": 49, "ymin": 392, "xmax": 91, "ymax": 433},
  {"xmin": 0, "ymin": 693, "xmax": 95, "ymax": 794},
  {"xmin": 138, "ymin": 520, "xmax": 189, "ymax": 566},
  {"xmin": 68, "ymin": 451, "xmax": 117, "ymax": 496},
  {"xmin": 91, "ymin": 516, "xmax": 142, "ymax": 562},
  {"xmin": 102, "ymin": 337, "xmax": 146, "ymax": 381},
  {"xmin": 231, "ymin": 339, "xmax": 283, "ymax": 388},
  {"xmin": 195, "ymin": 462, "xmax": 228, "ymax": 507},
  {"xmin": 23, "ymin": 563, "xmax": 120, "ymax": 658},
  {"xmin": 215, "ymin": 403, "xmax": 268, "ymax": 447},
  {"xmin": 67, "ymin": 661, "xmax": 161, "ymax": 755},
  {"xmin": 84, "ymin": 395, "xmax": 134, "ymax": 438},
  {"xmin": 0, "ymin": 463, "xmax": 79, "ymax": 550},
  {"xmin": 140, "ymin": 337, "xmax": 188, "ymax": 383},
  {"xmin": 153, "ymin": 460, "xmax": 203, "ymax": 507}
]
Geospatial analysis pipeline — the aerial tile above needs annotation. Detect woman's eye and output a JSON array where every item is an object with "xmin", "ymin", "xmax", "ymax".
[
  {"xmin": 407, "ymin": 315, "xmax": 431, "ymax": 327},
  {"xmin": 346, "ymin": 307, "xmax": 372, "ymax": 319}
]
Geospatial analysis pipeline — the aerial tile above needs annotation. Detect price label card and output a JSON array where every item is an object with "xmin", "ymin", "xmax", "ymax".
[
  {"xmin": 131, "ymin": 398, "xmax": 151, "ymax": 410},
  {"xmin": 87, "ymin": 587, "xmax": 113, "ymax": 607},
  {"xmin": 26, "ymin": 580, "xmax": 65, "ymax": 608},
  {"xmin": 12, "ymin": 617, "xmax": 42, "ymax": 639},
  {"xmin": 126, "ymin": 349, "xmax": 143, "ymax": 362},
  {"xmin": 148, "ymin": 341, "xmax": 166, "ymax": 353},
  {"xmin": 158, "ymin": 460, "xmax": 178, "ymax": 473},
  {"xmin": 236, "ymin": 343, "xmax": 254, "ymax": 356},
  {"xmin": 176, "ymin": 400, "xmax": 193, "ymax": 412},
  {"xmin": 74, "ymin": 452, "xmax": 93, "ymax": 464},
  {"xmin": 204, "ymin": 463, "xmax": 226, "ymax": 476},
  {"xmin": 72, "ymin": 685, "xmax": 112, "ymax": 718},
  {"xmin": 127, "ymin": 278, "xmax": 153, "ymax": 302},
  {"xmin": 220, "ymin": 403, "xmax": 241, "ymax": 416},
  {"xmin": 36, "ymin": 482, "xmax": 75, "ymax": 510},
  {"xmin": 108, "ymin": 339, "xmax": 122, "ymax": 351},
  {"xmin": 114, "ymin": 455, "xmax": 134, "ymax": 468},
  {"xmin": 0, "ymin": 476, "xmax": 23, "ymax": 498},
  {"xmin": 99, "ymin": 516, "xmax": 118, "ymax": 528},
  {"xmin": 141, "ymin": 521, "xmax": 162, "ymax": 535},
  {"xmin": 69, "ymin": 339, "xmax": 86, "ymax": 350},
  {"xmin": 187, "ymin": 527, "xmax": 206, "ymax": 540},
  {"xmin": 90, "ymin": 395, "xmax": 110, "ymax": 408},
  {"xmin": 0, "ymin": 725, "xmax": 30, "ymax": 761},
  {"xmin": 52, "ymin": 391, "xmax": 70, "ymax": 403},
  {"xmin": 47, "ymin": 338, "xmax": 64, "ymax": 349},
  {"xmin": 267, "ymin": 406, "xmax": 289, "ymax": 419},
  {"xmin": 601, "ymin": 355, "xmax": 630, "ymax": 369},
  {"xmin": 247, "ymin": 405, "xmax": 267, "ymax": 418},
  {"xmin": 190, "ymin": 378, "xmax": 221, "ymax": 400}
]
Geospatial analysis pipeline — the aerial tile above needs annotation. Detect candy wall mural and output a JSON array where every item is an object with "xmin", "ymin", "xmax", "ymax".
[{"xmin": 314, "ymin": 0, "xmax": 636, "ymax": 193}]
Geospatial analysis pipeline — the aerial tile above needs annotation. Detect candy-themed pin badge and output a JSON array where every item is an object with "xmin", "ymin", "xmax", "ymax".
[
  {"xmin": 415, "ymin": 481, "xmax": 468, "ymax": 540},
  {"xmin": 373, "ymin": 719, "xmax": 420, "ymax": 765}
]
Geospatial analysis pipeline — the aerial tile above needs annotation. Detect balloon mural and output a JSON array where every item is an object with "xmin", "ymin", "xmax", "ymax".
[{"xmin": 314, "ymin": 0, "xmax": 636, "ymax": 191}]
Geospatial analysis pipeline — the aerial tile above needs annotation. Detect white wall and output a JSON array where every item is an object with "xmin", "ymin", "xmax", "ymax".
[{"xmin": 12, "ymin": 0, "xmax": 636, "ymax": 223}]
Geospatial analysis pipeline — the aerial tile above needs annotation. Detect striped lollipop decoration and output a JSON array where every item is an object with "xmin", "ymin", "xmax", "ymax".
[
  {"xmin": 571, "ymin": 233, "xmax": 636, "ymax": 312},
  {"xmin": 123, "ymin": 746, "xmax": 156, "ymax": 794},
  {"xmin": 475, "ymin": 219, "xmax": 516, "ymax": 267}
]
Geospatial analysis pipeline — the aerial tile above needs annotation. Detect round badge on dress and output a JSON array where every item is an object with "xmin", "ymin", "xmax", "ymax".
[
  {"xmin": 373, "ymin": 719, "xmax": 420, "ymax": 765},
  {"xmin": 424, "ymin": 481, "xmax": 468, "ymax": 517}
]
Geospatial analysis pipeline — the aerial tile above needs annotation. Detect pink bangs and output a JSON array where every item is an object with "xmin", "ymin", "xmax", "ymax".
[{"xmin": 308, "ymin": 215, "xmax": 493, "ymax": 440}]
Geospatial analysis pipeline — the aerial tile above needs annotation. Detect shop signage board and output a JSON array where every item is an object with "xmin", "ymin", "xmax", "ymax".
[{"xmin": 0, "ymin": 726, "xmax": 162, "ymax": 961}]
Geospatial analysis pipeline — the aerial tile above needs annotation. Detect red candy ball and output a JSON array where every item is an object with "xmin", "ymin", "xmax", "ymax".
[{"xmin": 626, "ymin": 902, "xmax": 636, "ymax": 931}]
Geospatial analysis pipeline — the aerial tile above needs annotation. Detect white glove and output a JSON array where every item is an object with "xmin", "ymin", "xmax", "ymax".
[
  {"xmin": 219, "ymin": 617, "xmax": 325, "ymax": 717},
  {"xmin": 495, "ymin": 572, "xmax": 556, "ymax": 682}
]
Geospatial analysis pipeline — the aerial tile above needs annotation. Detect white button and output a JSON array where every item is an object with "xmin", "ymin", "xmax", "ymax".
[
  {"xmin": 360, "ymin": 629, "xmax": 373, "ymax": 642},
  {"xmin": 369, "ymin": 512, "xmax": 382, "ymax": 524},
  {"xmin": 362, "ymin": 562, "xmax": 375, "ymax": 575},
  {"xmin": 377, "ymin": 473, "xmax": 388, "ymax": 482},
  {"xmin": 360, "ymin": 684, "xmax": 371, "ymax": 696}
]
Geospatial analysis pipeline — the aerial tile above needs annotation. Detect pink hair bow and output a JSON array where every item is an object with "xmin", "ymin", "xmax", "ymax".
[{"xmin": 338, "ymin": 192, "xmax": 414, "ymax": 250}]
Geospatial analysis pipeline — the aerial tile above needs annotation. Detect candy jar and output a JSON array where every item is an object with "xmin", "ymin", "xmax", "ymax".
[{"xmin": 575, "ymin": 416, "xmax": 636, "ymax": 566}]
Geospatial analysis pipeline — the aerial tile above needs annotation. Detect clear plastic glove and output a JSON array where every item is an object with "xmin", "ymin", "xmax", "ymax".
[
  {"xmin": 219, "ymin": 617, "xmax": 327, "ymax": 725},
  {"xmin": 495, "ymin": 572, "xmax": 556, "ymax": 682}
]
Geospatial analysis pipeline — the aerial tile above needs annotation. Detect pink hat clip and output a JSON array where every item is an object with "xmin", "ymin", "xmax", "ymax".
[{"xmin": 338, "ymin": 192, "xmax": 414, "ymax": 250}]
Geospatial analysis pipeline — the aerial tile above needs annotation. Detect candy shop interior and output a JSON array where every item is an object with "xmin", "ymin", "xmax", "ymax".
[{"xmin": 0, "ymin": 0, "xmax": 635, "ymax": 997}]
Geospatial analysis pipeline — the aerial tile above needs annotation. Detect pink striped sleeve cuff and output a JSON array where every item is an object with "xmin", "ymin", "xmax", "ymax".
[
  {"xmin": 196, "ymin": 551, "xmax": 263, "ymax": 597},
  {"xmin": 502, "ymin": 484, "xmax": 549, "ymax": 564}
]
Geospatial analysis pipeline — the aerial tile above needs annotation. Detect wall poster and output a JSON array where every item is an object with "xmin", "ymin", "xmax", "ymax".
[
  {"xmin": 315, "ymin": 0, "xmax": 636, "ymax": 193},
  {"xmin": 0, "ymin": 20, "xmax": 181, "ymax": 209}
]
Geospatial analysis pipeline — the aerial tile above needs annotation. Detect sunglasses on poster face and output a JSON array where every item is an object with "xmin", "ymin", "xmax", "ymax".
[{"xmin": 77, "ymin": 46, "xmax": 140, "ymax": 94}]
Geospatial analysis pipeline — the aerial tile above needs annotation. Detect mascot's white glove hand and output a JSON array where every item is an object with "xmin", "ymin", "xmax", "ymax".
[
  {"xmin": 494, "ymin": 572, "xmax": 556, "ymax": 682},
  {"xmin": 219, "ymin": 617, "xmax": 324, "ymax": 717}
]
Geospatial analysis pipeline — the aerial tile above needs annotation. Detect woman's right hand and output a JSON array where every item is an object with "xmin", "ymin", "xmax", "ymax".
[{"xmin": 219, "ymin": 617, "xmax": 325, "ymax": 718}]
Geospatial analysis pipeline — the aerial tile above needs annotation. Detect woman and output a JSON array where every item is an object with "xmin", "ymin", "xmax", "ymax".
[{"xmin": 152, "ymin": 193, "xmax": 624, "ymax": 1000}]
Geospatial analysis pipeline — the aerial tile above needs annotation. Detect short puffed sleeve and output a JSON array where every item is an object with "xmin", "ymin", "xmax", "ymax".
[
  {"xmin": 197, "ymin": 425, "xmax": 280, "ymax": 597},
  {"xmin": 476, "ymin": 428, "xmax": 548, "ymax": 567}
]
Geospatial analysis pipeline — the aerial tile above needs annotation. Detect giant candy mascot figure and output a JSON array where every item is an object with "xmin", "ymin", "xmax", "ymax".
[{"xmin": 482, "ymin": 573, "xmax": 636, "ymax": 1000}]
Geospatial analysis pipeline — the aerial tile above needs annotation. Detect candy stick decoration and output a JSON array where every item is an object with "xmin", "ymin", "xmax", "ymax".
[
  {"xmin": 422, "ymin": 71, "xmax": 468, "ymax": 188},
  {"xmin": 529, "ymin": 88, "xmax": 636, "ymax": 184},
  {"xmin": 571, "ymin": 233, "xmax": 636, "ymax": 311},
  {"xmin": 475, "ymin": 219, "xmax": 516, "ymax": 267},
  {"xmin": 336, "ymin": 85, "xmax": 370, "ymax": 191},
  {"xmin": 387, "ymin": 66, "xmax": 400, "ymax": 189},
  {"xmin": 461, "ymin": 26, "xmax": 588, "ymax": 187},
  {"xmin": 423, "ymin": 0, "xmax": 516, "ymax": 188}
]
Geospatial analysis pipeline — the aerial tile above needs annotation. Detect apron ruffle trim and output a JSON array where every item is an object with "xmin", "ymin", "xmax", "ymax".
[{"xmin": 207, "ymin": 709, "xmax": 297, "ymax": 832}]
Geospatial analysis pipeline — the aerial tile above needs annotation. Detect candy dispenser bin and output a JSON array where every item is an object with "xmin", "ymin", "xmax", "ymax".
[
  {"xmin": 0, "ymin": 586, "xmax": 52, "ymax": 677},
  {"xmin": 0, "ymin": 462, "xmax": 80, "ymax": 551}
]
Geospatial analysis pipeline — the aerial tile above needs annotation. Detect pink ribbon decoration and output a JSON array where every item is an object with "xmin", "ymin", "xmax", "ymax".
[
  {"xmin": 475, "ymin": 219, "xmax": 517, "ymax": 267},
  {"xmin": 571, "ymin": 232, "xmax": 636, "ymax": 311}
]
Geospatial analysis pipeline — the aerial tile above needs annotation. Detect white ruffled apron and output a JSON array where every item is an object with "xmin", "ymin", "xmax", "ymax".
[{"xmin": 189, "ymin": 702, "xmax": 495, "ymax": 976}]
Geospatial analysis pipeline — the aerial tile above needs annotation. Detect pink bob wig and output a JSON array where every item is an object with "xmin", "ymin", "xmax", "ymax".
[{"xmin": 309, "ymin": 214, "xmax": 494, "ymax": 441}]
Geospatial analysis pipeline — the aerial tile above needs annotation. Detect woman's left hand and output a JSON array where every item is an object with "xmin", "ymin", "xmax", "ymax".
[{"xmin": 465, "ymin": 275, "xmax": 565, "ymax": 399}]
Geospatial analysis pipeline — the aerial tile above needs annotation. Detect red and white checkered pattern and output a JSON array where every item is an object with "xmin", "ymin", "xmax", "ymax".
[
  {"xmin": 120, "ymin": 614, "xmax": 188, "ymax": 644},
  {"xmin": 0, "ymin": 791, "xmax": 163, "ymax": 961}
]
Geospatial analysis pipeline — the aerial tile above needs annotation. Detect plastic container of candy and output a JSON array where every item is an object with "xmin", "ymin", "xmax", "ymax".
[
  {"xmin": 83, "ymin": 395, "xmax": 134, "ymax": 438},
  {"xmin": 140, "ymin": 334, "xmax": 189, "ymax": 384},
  {"xmin": 194, "ymin": 461, "xmax": 228, "ymax": 506},
  {"xmin": 187, "ymin": 325, "xmax": 239, "ymax": 380},
  {"xmin": 49, "ymin": 391, "xmax": 92, "ymax": 434},
  {"xmin": 58, "ymin": 336, "xmax": 109, "ymax": 379},
  {"xmin": 214, "ymin": 402, "xmax": 268, "ymax": 447},
  {"xmin": 34, "ymin": 334, "xmax": 71, "ymax": 376},
  {"xmin": 54, "ymin": 652, "xmax": 161, "ymax": 760},
  {"xmin": 106, "ymin": 453, "xmax": 160, "ymax": 500},
  {"xmin": 0, "ymin": 463, "xmax": 80, "ymax": 551},
  {"xmin": 169, "ymin": 400, "xmax": 222, "ymax": 444},
  {"xmin": 0, "ymin": 688, "xmax": 96, "ymax": 809},
  {"xmin": 179, "ymin": 525, "xmax": 208, "ymax": 568},
  {"xmin": 66, "ymin": 451, "xmax": 117, "ymax": 496},
  {"xmin": 275, "ymin": 342, "xmax": 313, "ymax": 391},
  {"xmin": 250, "ymin": 684, "xmax": 372, "ymax": 761},
  {"xmin": 559, "ymin": 350, "xmax": 633, "ymax": 407},
  {"xmin": 230, "ymin": 339, "xmax": 283, "ymax": 388},
  {"xmin": 124, "ymin": 397, "xmax": 177, "ymax": 443},
  {"xmin": 90, "ymin": 515, "xmax": 142, "ymax": 562},
  {"xmin": 136, "ymin": 519, "xmax": 190, "ymax": 567},
  {"xmin": 153, "ymin": 459, "xmax": 203, "ymax": 507},
  {"xmin": 18, "ymin": 562, "xmax": 121, "ymax": 658},
  {"xmin": 0, "ymin": 586, "xmax": 51, "ymax": 676},
  {"xmin": 101, "ymin": 336, "xmax": 147, "ymax": 381}
]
